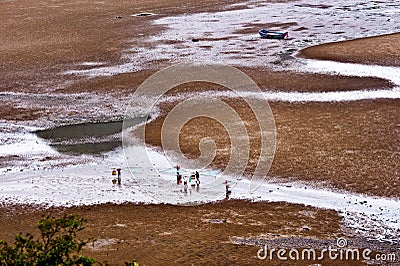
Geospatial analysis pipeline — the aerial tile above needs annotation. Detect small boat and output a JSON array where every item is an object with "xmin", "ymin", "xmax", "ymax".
[{"xmin": 259, "ymin": 29, "xmax": 288, "ymax": 39}]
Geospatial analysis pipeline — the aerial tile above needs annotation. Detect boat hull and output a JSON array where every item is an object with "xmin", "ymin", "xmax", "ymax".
[{"xmin": 259, "ymin": 29, "xmax": 288, "ymax": 39}]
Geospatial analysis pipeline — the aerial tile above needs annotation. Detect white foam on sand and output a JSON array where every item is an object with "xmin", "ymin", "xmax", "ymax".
[
  {"xmin": 0, "ymin": 124, "xmax": 59, "ymax": 165},
  {"xmin": 64, "ymin": 0, "xmax": 400, "ymax": 76},
  {"xmin": 59, "ymin": 0, "xmax": 400, "ymax": 103},
  {"xmin": 146, "ymin": 0, "xmax": 400, "ymax": 67},
  {"xmin": 0, "ymin": 147, "xmax": 153, "ymax": 205},
  {"xmin": 0, "ymin": 144, "xmax": 399, "ymax": 242},
  {"xmin": 0, "ymin": 131, "xmax": 57, "ymax": 157},
  {"xmin": 157, "ymin": 87, "xmax": 400, "ymax": 103},
  {"xmin": 63, "ymin": 63, "xmax": 140, "ymax": 78},
  {"xmin": 232, "ymin": 179, "xmax": 400, "ymax": 243},
  {"xmin": 264, "ymin": 89, "xmax": 400, "ymax": 102},
  {"xmin": 300, "ymin": 59, "xmax": 400, "ymax": 86},
  {"xmin": 2, "ymin": 0, "xmax": 400, "ymax": 244},
  {"xmin": 79, "ymin": 62, "xmax": 106, "ymax": 67}
]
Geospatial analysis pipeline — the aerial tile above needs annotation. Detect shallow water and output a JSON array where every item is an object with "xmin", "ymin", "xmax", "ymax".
[
  {"xmin": 0, "ymin": 144, "xmax": 399, "ymax": 243},
  {"xmin": 66, "ymin": 0, "xmax": 400, "ymax": 77},
  {"xmin": 0, "ymin": 91, "xmax": 131, "ymax": 128},
  {"xmin": 35, "ymin": 117, "xmax": 146, "ymax": 155},
  {"xmin": 145, "ymin": 0, "xmax": 400, "ymax": 67},
  {"xmin": 61, "ymin": 0, "xmax": 400, "ymax": 104},
  {"xmin": 1, "ymin": 0, "xmax": 400, "ymax": 244}
]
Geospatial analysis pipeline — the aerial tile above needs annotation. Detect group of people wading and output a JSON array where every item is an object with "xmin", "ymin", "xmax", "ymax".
[
  {"xmin": 176, "ymin": 165, "xmax": 200, "ymax": 192},
  {"xmin": 175, "ymin": 165, "xmax": 231, "ymax": 198},
  {"xmin": 111, "ymin": 165, "xmax": 231, "ymax": 199}
]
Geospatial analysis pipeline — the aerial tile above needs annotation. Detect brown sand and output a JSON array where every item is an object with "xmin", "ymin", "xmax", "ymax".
[
  {"xmin": 1, "ymin": 0, "xmax": 400, "ymax": 264},
  {"xmin": 57, "ymin": 67, "xmax": 393, "ymax": 95},
  {"xmin": 0, "ymin": 0, "xmax": 395, "ymax": 94},
  {"xmin": 1, "ymin": 201, "xmax": 370, "ymax": 265},
  {"xmin": 298, "ymin": 33, "xmax": 400, "ymax": 66},
  {"xmin": 0, "ymin": 0, "xmax": 254, "ymax": 93},
  {"xmin": 0, "ymin": 104, "xmax": 44, "ymax": 121},
  {"xmin": 144, "ymin": 97, "xmax": 400, "ymax": 198},
  {"xmin": 270, "ymin": 100, "xmax": 400, "ymax": 197}
]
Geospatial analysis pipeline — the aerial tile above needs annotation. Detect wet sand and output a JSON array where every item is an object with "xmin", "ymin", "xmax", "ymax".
[
  {"xmin": 0, "ymin": 64, "xmax": 393, "ymax": 124},
  {"xmin": 1, "ymin": 0, "xmax": 400, "ymax": 264},
  {"xmin": 298, "ymin": 33, "xmax": 400, "ymax": 67},
  {"xmin": 58, "ymin": 66, "xmax": 393, "ymax": 94},
  {"xmin": 0, "ymin": 0, "xmax": 254, "ymax": 93},
  {"xmin": 144, "ymin": 93, "xmax": 400, "ymax": 198},
  {"xmin": 0, "ymin": 201, "xmax": 376, "ymax": 266}
]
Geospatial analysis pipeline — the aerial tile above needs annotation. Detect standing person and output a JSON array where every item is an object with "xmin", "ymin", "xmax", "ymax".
[
  {"xmin": 111, "ymin": 168, "xmax": 117, "ymax": 184},
  {"xmin": 176, "ymin": 165, "xmax": 181, "ymax": 185},
  {"xmin": 190, "ymin": 174, "xmax": 196, "ymax": 188},
  {"xmin": 117, "ymin": 168, "xmax": 122, "ymax": 185},
  {"xmin": 225, "ymin": 180, "xmax": 231, "ymax": 199},
  {"xmin": 183, "ymin": 176, "xmax": 188, "ymax": 194},
  {"xmin": 195, "ymin": 171, "xmax": 200, "ymax": 186},
  {"xmin": 177, "ymin": 174, "xmax": 182, "ymax": 185}
]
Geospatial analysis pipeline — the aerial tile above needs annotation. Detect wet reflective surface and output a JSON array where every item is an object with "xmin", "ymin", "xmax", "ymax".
[{"xmin": 36, "ymin": 117, "xmax": 146, "ymax": 155}]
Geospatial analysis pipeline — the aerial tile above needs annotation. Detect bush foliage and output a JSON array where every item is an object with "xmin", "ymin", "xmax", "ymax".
[{"xmin": 0, "ymin": 214, "xmax": 95, "ymax": 266}]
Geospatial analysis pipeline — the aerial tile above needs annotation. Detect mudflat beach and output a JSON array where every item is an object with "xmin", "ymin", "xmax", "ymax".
[{"xmin": 0, "ymin": 0, "xmax": 399, "ymax": 265}]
